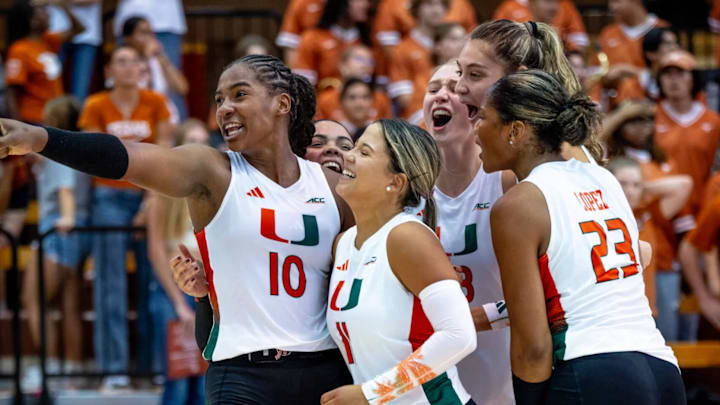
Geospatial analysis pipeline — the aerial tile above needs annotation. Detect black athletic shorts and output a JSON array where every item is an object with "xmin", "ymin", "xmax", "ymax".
[
  {"xmin": 546, "ymin": 351, "xmax": 686, "ymax": 405},
  {"xmin": 205, "ymin": 348, "xmax": 352, "ymax": 404}
]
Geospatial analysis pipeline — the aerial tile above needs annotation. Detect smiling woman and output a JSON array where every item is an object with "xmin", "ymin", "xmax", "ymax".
[
  {"xmin": 304, "ymin": 119, "xmax": 354, "ymax": 173},
  {"xmin": 0, "ymin": 54, "xmax": 356, "ymax": 405}
]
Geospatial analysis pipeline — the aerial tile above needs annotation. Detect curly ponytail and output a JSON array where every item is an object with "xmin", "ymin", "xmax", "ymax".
[{"xmin": 226, "ymin": 55, "xmax": 316, "ymax": 157}]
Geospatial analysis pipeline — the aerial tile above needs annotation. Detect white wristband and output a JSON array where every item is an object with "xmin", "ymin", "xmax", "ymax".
[{"xmin": 483, "ymin": 300, "xmax": 509, "ymax": 330}]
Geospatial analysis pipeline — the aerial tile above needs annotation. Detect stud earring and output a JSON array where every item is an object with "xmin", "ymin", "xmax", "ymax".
[
  {"xmin": 386, "ymin": 186, "xmax": 391, "ymax": 192},
  {"xmin": 509, "ymin": 140, "xmax": 514, "ymax": 145}
]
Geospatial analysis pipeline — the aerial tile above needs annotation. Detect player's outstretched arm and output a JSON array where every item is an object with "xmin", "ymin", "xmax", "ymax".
[{"xmin": 0, "ymin": 119, "xmax": 227, "ymax": 199}]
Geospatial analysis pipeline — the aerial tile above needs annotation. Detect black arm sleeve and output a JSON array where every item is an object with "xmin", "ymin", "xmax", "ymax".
[
  {"xmin": 40, "ymin": 126, "xmax": 129, "ymax": 180},
  {"xmin": 512, "ymin": 374, "xmax": 550, "ymax": 405},
  {"xmin": 195, "ymin": 295, "xmax": 213, "ymax": 352}
]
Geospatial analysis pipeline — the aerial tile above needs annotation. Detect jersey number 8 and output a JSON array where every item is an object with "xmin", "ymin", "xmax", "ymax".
[{"xmin": 579, "ymin": 218, "xmax": 639, "ymax": 283}]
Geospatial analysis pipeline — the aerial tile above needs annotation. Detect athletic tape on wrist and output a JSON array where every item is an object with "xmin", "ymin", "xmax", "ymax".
[{"xmin": 483, "ymin": 300, "xmax": 509, "ymax": 330}]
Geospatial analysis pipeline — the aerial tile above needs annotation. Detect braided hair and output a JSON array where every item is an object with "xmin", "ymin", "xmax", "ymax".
[{"xmin": 225, "ymin": 54, "xmax": 316, "ymax": 157}]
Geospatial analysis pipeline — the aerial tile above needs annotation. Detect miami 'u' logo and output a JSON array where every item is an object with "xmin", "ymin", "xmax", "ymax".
[
  {"xmin": 329, "ymin": 279, "xmax": 363, "ymax": 311},
  {"xmin": 437, "ymin": 224, "xmax": 478, "ymax": 256},
  {"xmin": 260, "ymin": 208, "xmax": 319, "ymax": 246}
]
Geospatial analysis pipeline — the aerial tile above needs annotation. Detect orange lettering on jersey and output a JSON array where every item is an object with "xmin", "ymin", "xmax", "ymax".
[{"xmin": 575, "ymin": 190, "xmax": 610, "ymax": 212}]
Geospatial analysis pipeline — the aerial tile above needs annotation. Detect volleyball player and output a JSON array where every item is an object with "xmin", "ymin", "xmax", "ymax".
[
  {"xmin": 322, "ymin": 119, "xmax": 476, "ymax": 404},
  {"xmin": 456, "ymin": 19, "xmax": 603, "ymax": 164},
  {"xmin": 0, "ymin": 54, "xmax": 354, "ymax": 404},
  {"xmin": 477, "ymin": 69, "xmax": 684, "ymax": 404},
  {"xmin": 421, "ymin": 62, "xmax": 516, "ymax": 404}
]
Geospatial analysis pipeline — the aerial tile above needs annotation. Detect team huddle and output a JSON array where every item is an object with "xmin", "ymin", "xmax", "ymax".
[{"xmin": 0, "ymin": 19, "xmax": 685, "ymax": 405}]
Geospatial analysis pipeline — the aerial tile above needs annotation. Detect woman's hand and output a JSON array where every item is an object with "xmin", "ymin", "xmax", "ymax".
[
  {"xmin": 0, "ymin": 119, "xmax": 49, "ymax": 158},
  {"xmin": 170, "ymin": 244, "xmax": 209, "ymax": 298},
  {"xmin": 320, "ymin": 384, "xmax": 369, "ymax": 405}
]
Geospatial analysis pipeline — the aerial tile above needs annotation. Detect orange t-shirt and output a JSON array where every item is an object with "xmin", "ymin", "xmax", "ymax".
[
  {"xmin": 315, "ymin": 86, "xmax": 392, "ymax": 122},
  {"xmin": 634, "ymin": 200, "xmax": 660, "ymax": 315},
  {"xmin": 492, "ymin": 0, "xmax": 588, "ymax": 51},
  {"xmin": 638, "ymin": 162, "xmax": 679, "ymax": 272},
  {"xmin": 5, "ymin": 33, "xmax": 63, "ymax": 123},
  {"xmin": 276, "ymin": 0, "xmax": 325, "ymax": 49},
  {"xmin": 709, "ymin": 0, "xmax": 720, "ymax": 67},
  {"xmin": 702, "ymin": 172, "xmax": 720, "ymax": 209},
  {"xmin": 654, "ymin": 101, "xmax": 720, "ymax": 216},
  {"xmin": 687, "ymin": 195, "xmax": 720, "ymax": 252},
  {"xmin": 388, "ymin": 30, "xmax": 433, "ymax": 123},
  {"xmin": 78, "ymin": 90, "xmax": 170, "ymax": 190},
  {"xmin": 293, "ymin": 27, "xmax": 365, "ymax": 87},
  {"xmin": 598, "ymin": 16, "xmax": 667, "ymax": 68},
  {"xmin": 373, "ymin": 0, "xmax": 477, "ymax": 47}
]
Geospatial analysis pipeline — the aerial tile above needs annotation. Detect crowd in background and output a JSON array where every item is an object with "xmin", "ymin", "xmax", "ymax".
[{"xmin": 2, "ymin": 0, "xmax": 720, "ymax": 402}]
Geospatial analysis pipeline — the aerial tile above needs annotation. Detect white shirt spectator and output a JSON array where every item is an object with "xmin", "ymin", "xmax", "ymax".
[
  {"xmin": 113, "ymin": 0, "xmax": 187, "ymax": 37},
  {"xmin": 48, "ymin": 3, "xmax": 102, "ymax": 46}
]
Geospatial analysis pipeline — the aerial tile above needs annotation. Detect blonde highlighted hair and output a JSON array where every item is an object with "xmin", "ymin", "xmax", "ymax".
[
  {"xmin": 376, "ymin": 119, "xmax": 442, "ymax": 229},
  {"xmin": 470, "ymin": 20, "xmax": 604, "ymax": 161}
]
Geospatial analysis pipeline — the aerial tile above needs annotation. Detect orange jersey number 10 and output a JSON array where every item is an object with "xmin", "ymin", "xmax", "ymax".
[{"xmin": 579, "ymin": 218, "xmax": 640, "ymax": 283}]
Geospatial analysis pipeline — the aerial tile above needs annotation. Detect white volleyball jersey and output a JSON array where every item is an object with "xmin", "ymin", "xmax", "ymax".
[
  {"xmin": 327, "ymin": 213, "xmax": 471, "ymax": 405},
  {"xmin": 523, "ymin": 159, "xmax": 677, "ymax": 367},
  {"xmin": 196, "ymin": 152, "xmax": 340, "ymax": 361},
  {"xmin": 433, "ymin": 169, "xmax": 514, "ymax": 405}
]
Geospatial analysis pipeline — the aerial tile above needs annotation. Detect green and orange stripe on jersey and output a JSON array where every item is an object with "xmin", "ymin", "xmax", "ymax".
[
  {"xmin": 196, "ymin": 229, "xmax": 220, "ymax": 360},
  {"xmin": 538, "ymin": 253, "xmax": 568, "ymax": 364}
]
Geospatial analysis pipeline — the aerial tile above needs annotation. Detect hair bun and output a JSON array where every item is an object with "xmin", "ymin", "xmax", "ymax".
[{"xmin": 554, "ymin": 93, "xmax": 599, "ymax": 147}]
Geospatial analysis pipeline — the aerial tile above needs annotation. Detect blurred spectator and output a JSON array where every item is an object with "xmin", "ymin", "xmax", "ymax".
[
  {"xmin": 293, "ymin": 0, "xmax": 378, "ymax": 89},
  {"xmin": 373, "ymin": 0, "xmax": 476, "ymax": 55},
  {"xmin": 276, "ymin": 0, "xmax": 325, "ymax": 65},
  {"xmin": 388, "ymin": 0, "xmax": 447, "ymax": 124},
  {"xmin": 304, "ymin": 120, "xmax": 354, "ymax": 172},
  {"xmin": 492, "ymin": 0, "xmax": 589, "ymax": 51},
  {"xmin": 338, "ymin": 78, "xmax": 375, "ymax": 138},
  {"xmin": 235, "ymin": 34, "xmax": 275, "ymax": 59},
  {"xmin": 654, "ymin": 50, "xmax": 720, "ymax": 222},
  {"xmin": 21, "ymin": 95, "xmax": 92, "ymax": 392},
  {"xmin": 598, "ymin": 0, "xmax": 667, "ymax": 68},
  {"xmin": 709, "ymin": 0, "xmax": 720, "ymax": 68},
  {"xmin": 680, "ymin": 176, "xmax": 720, "ymax": 332},
  {"xmin": 147, "ymin": 120, "xmax": 207, "ymax": 405},
  {"xmin": 48, "ymin": 0, "xmax": 102, "ymax": 102},
  {"xmin": 608, "ymin": 157, "xmax": 692, "ymax": 319},
  {"xmin": 122, "ymin": 16, "xmax": 188, "ymax": 124},
  {"xmin": 608, "ymin": 27, "xmax": 680, "ymax": 109},
  {"xmin": 5, "ymin": 0, "xmax": 83, "ymax": 122},
  {"xmin": 78, "ymin": 46, "xmax": 171, "ymax": 390},
  {"xmin": 316, "ymin": 45, "xmax": 391, "ymax": 123},
  {"xmin": 114, "ymin": 0, "xmax": 188, "ymax": 119},
  {"xmin": 432, "ymin": 22, "xmax": 466, "ymax": 66}
]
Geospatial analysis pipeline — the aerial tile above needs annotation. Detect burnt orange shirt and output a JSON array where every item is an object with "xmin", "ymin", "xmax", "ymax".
[
  {"xmin": 639, "ymin": 162, "xmax": 679, "ymax": 272},
  {"xmin": 5, "ymin": 33, "xmax": 63, "ymax": 123},
  {"xmin": 276, "ymin": 0, "xmax": 325, "ymax": 49},
  {"xmin": 688, "ymin": 195, "xmax": 720, "ymax": 252},
  {"xmin": 655, "ymin": 101, "xmax": 720, "ymax": 215},
  {"xmin": 492, "ymin": 0, "xmax": 588, "ymax": 51},
  {"xmin": 373, "ymin": 0, "xmax": 477, "ymax": 47},
  {"xmin": 703, "ymin": 172, "xmax": 720, "ymax": 209},
  {"xmin": 316, "ymin": 87, "xmax": 392, "ymax": 122},
  {"xmin": 598, "ymin": 16, "xmax": 667, "ymax": 68},
  {"xmin": 293, "ymin": 27, "xmax": 364, "ymax": 87},
  {"xmin": 634, "ymin": 200, "xmax": 660, "ymax": 315},
  {"xmin": 388, "ymin": 30, "xmax": 433, "ymax": 123},
  {"xmin": 78, "ymin": 90, "xmax": 170, "ymax": 190}
]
